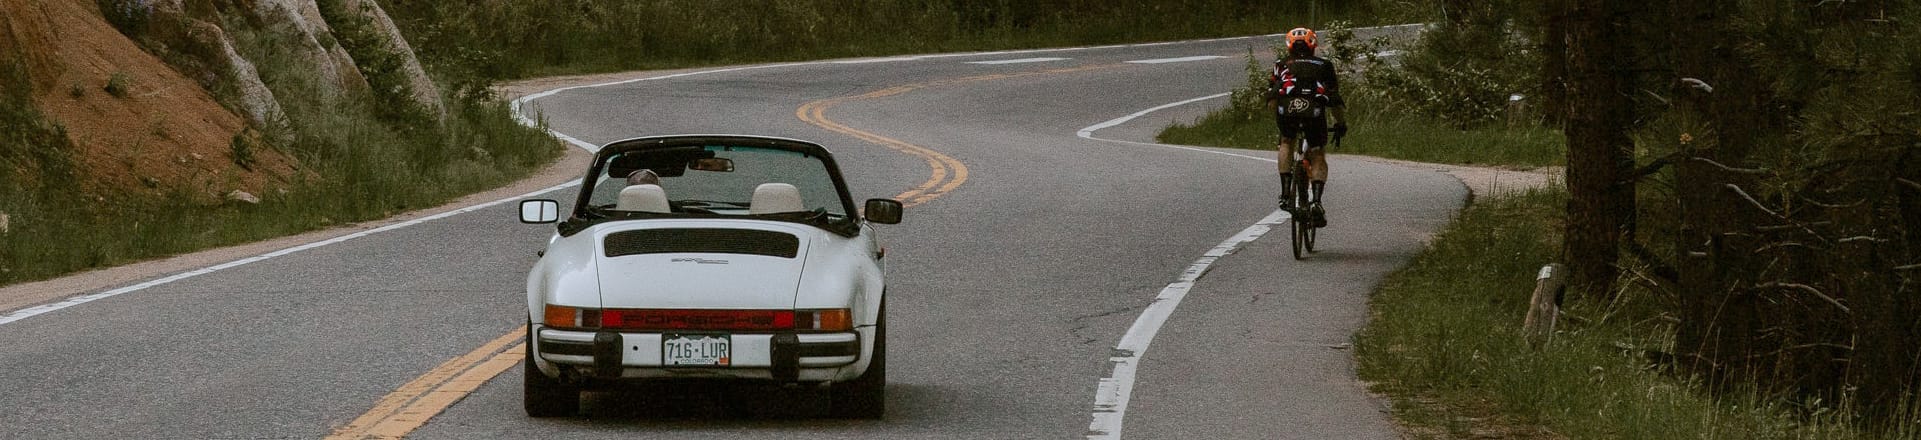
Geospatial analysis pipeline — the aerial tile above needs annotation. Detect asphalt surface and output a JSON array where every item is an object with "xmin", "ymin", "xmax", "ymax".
[{"xmin": 0, "ymin": 31, "xmax": 1461, "ymax": 439}]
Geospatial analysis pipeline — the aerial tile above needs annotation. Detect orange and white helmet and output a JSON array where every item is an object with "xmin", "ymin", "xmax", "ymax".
[{"xmin": 1285, "ymin": 28, "xmax": 1318, "ymax": 50}]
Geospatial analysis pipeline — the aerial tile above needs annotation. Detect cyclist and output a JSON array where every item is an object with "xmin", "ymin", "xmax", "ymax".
[{"xmin": 1265, "ymin": 27, "xmax": 1348, "ymax": 227}]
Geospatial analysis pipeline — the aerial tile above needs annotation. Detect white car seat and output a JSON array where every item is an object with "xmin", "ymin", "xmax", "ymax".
[
  {"xmin": 749, "ymin": 183, "xmax": 806, "ymax": 214},
  {"xmin": 616, "ymin": 184, "xmax": 670, "ymax": 213}
]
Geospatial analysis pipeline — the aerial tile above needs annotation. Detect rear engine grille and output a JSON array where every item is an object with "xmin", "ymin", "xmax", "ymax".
[{"xmin": 604, "ymin": 228, "xmax": 799, "ymax": 258}]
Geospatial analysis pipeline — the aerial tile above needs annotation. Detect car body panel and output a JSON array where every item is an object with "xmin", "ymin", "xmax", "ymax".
[{"xmin": 588, "ymin": 220, "xmax": 814, "ymax": 310}]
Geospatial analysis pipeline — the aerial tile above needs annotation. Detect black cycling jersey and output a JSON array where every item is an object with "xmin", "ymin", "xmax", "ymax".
[
  {"xmin": 1270, "ymin": 54, "xmax": 1342, "ymax": 148},
  {"xmin": 1270, "ymin": 55, "xmax": 1344, "ymax": 109}
]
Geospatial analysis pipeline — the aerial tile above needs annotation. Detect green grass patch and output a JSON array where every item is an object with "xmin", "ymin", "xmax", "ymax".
[
  {"xmin": 1354, "ymin": 189, "xmax": 1884, "ymax": 439},
  {"xmin": 1157, "ymin": 105, "xmax": 1566, "ymax": 168}
]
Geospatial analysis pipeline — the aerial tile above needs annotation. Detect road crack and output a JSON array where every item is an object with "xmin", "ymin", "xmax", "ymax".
[{"xmin": 1067, "ymin": 304, "xmax": 1143, "ymax": 346}]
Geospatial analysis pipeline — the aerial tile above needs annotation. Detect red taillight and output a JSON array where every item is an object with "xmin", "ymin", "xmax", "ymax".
[{"xmin": 601, "ymin": 309, "xmax": 796, "ymax": 331}]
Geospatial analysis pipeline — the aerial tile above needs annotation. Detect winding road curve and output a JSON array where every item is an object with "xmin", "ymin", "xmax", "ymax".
[{"xmin": 0, "ymin": 31, "xmax": 1460, "ymax": 439}]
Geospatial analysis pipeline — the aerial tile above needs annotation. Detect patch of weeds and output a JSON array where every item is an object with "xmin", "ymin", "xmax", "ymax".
[
  {"xmin": 104, "ymin": 72, "xmax": 132, "ymax": 98},
  {"xmin": 68, "ymin": 82, "xmax": 86, "ymax": 98},
  {"xmin": 1354, "ymin": 189, "xmax": 1868, "ymax": 439},
  {"xmin": 229, "ymin": 132, "xmax": 257, "ymax": 171}
]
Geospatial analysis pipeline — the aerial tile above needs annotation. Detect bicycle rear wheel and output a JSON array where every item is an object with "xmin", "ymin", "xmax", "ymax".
[
  {"xmin": 1289, "ymin": 169, "xmax": 1310, "ymax": 260},
  {"xmin": 1304, "ymin": 221, "xmax": 1317, "ymax": 253},
  {"xmin": 1291, "ymin": 216, "xmax": 1306, "ymax": 260}
]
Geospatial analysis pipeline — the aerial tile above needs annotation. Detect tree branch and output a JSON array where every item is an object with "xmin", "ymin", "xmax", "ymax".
[
  {"xmin": 1755, "ymin": 221, "xmax": 1834, "ymax": 232},
  {"xmin": 1622, "ymin": 241, "xmax": 1679, "ymax": 287},
  {"xmin": 1726, "ymin": 184, "xmax": 1785, "ymax": 219},
  {"xmin": 1625, "ymin": 151, "xmax": 1684, "ymax": 182},
  {"xmin": 1798, "ymin": 196, "xmax": 1866, "ymax": 210},
  {"xmin": 1755, "ymin": 282, "xmax": 1850, "ymax": 313},
  {"xmin": 1734, "ymin": 342, "xmax": 1855, "ymax": 360},
  {"xmin": 1693, "ymin": 157, "xmax": 1772, "ymax": 176}
]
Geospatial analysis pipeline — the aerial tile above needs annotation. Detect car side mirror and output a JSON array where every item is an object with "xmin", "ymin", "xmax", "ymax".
[
  {"xmin": 520, "ymin": 199, "xmax": 560, "ymax": 224},
  {"xmin": 863, "ymin": 198, "xmax": 903, "ymax": 225}
]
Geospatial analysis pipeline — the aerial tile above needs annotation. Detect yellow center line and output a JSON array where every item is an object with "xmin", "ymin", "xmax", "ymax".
[
  {"xmin": 360, "ymin": 344, "xmax": 526, "ymax": 439},
  {"xmin": 796, "ymin": 64, "xmax": 1122, "ymax": 207},
  {"xmin": 325, "ymin": 62, "xmax": 1131, "ymax": 440},
  {"xmin": 325, "ymin": 328, "xmax": 522, "ymax": 440}
]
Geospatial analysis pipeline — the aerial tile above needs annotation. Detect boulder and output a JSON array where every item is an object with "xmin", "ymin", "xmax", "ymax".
[{"xmin": 225, "ymin": 190, "xmax": 261, "ymax": 204}]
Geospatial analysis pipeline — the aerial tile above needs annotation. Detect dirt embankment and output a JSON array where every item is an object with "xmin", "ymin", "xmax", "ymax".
[{"xmin": 2, "ymin": 0, "xmax": 292, "ymax": 200}]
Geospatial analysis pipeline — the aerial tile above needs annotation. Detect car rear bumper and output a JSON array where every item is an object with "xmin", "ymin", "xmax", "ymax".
[{"xmin": 533, "ymin": 326, "xmax": 863, "ymax": 383}]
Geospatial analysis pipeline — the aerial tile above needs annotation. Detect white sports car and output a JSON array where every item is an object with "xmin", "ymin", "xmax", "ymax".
[{"xmin": 516, "ymin": 135, "xmax": 902, "ymax": 418}]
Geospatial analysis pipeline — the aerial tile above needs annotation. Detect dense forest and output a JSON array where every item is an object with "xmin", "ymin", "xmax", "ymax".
[{"xmin": 1527, "ymin": 0, "xmax": 1919, "ymax": 427}]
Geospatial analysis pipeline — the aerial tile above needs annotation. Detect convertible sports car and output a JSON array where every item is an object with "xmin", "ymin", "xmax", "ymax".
[{"xmin": 516, "ymin": 135, "xmax": 902, "ymax": 418}]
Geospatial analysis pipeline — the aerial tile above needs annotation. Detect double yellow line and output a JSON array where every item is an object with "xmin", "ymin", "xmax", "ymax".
[
  {"xmin": 329, "ymin": 63, "xmax": 1122, "ymax": 439},
  {"xmin": 796, "ymin": 64, "xmax": 1119, "ymax": 207},
  {"xmin": 326, "ymin": 329, "xmax": 524, "ymax": 439}
]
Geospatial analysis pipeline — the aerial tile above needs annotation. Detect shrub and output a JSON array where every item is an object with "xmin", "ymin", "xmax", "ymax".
[{"xmin": 104, "ymin": 72, "xmax": 131, "ymax": 98}]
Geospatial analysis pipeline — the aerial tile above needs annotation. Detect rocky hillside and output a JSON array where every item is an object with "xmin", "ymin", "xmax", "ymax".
[
  {"xmin": 0, "ymin": 0, "xmax": 449, "ymax": 200},
  {"xmin": 0, "ymin": 0, "xmax": 559, "ymax": 285}
]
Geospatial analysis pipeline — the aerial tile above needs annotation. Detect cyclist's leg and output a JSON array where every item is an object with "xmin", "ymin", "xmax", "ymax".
[
  {"xmin": 1303, "ymin": 117, "xmax": 1330, "ymax": 203},
  {"xmin": 1276, "ymin": 117, "xmax": 1301, "ymax": 207}
]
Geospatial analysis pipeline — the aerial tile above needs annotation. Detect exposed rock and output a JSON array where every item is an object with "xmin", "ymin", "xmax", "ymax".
[
  {"xmin": 129, "ymin": 2, "xmax": 283, "ymax": 127},
  {"xmin": 338, "ymin": 0, "xmax": 445, "ymax": 119},
  {"xmin": 225, "ymin": 190, "xmax": 261, "ymax": 204},
  {"xmin": 0, "ymin": 212, "xmax": 10, "ymax": 234},
  {"xmin": 196, "ymin": 21, "xmax": 286, "ymax": 126},
  {"xmin": 250, "ymin": 0, "xmax": 369, "ymax": 94}
]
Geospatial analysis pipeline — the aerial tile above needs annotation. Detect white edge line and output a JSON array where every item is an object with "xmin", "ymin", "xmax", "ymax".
[
  {"xmin": 1125, "ymin": 55, "xmax": 1229, "ymax": 64},
  {"xmin": 1085, "ymin": 211, "xmax": 1287, "ymax": 439},
  {"xmin": 1075, "ymin": 92, "xmax": 1275, "ymax": 164},
  {"xmin": 966, "ymin": 57, "xmax": 1071, "ymax": 65},
  {"xmin": 1076, "ymin": 93, "xmax": 1289, "ymax": 439}
]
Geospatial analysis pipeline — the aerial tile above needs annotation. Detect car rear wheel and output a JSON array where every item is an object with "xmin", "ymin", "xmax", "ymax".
[
  {"xmin": 523, "ymin": 327, "xmax": 581, "ymax": 417},
  {"xmin": 828, "ymin": 302, "xmax": 885, "ymax": 419}
]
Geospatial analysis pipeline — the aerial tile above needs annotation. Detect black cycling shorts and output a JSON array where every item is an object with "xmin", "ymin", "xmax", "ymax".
[{"xmin": 1277, "ymin": 116, "xmax": 1328, "ymax": 149}]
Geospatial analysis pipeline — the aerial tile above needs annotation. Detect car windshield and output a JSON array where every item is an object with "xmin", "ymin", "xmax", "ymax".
[{"xmin": 583, "ymin": 145, "xmax": 848, "ymax": 218}]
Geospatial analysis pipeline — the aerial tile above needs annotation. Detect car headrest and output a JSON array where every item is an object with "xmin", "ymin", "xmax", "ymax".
[
  {"xmin": 749, "ymin": 183, "xmax": 805, "ymax": 214},
  {"xmin": 616, "ymin": 184, "xmax": 670, "ymax": 213}
]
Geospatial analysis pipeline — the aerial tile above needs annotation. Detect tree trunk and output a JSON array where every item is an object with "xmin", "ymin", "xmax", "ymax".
[
  {"xmin": 1538, "ymin": 0, "xmax": 1569, "ymax": 127},
  {"xmin": 1561, "ymin": 0, "xmax": 1636, "ymax": 298}
]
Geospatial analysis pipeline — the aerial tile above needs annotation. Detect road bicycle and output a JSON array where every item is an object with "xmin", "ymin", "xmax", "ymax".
[{"xmin": 1280, "ymin": 136, "xmax": 1335, "ymax": 260}]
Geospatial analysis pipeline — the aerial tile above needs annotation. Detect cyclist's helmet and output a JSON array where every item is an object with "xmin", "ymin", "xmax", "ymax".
[{"xmin": 1286, "ymin": 27, "xmax": 1318, "ymax": 50}]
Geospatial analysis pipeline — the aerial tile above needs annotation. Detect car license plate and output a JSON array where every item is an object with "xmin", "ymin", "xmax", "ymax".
[{"xmin": 662, "ymin": 334, "xmax": 730, "ymax": 366}]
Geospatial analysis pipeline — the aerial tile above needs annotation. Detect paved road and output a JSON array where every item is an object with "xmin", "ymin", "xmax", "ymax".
[{"xmin": 0, "ymin": 30, "xmax": 1459, "ymax": 439}]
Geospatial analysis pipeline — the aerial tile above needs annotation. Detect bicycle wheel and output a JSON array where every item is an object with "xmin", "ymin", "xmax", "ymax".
[
  {"xmin": 1291, "ymin": 215, "xmax": 1306, "ymax": 260},
  {"xmin": 1289, "ymin": 168, "xmax": 1310, "ymax": 260},
  {"xmin": 1304, "ymin": 218, "xmax": 1317, "ymax": 253}
]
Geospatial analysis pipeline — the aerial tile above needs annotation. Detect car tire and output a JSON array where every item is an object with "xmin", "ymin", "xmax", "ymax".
[
  {"xmin": 828, "ymin": 302, "xmax": 885, "ymax": 419},
  {"xmin": 523, "ymin": 327, "xmax": 580, "ymax": 418}
]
